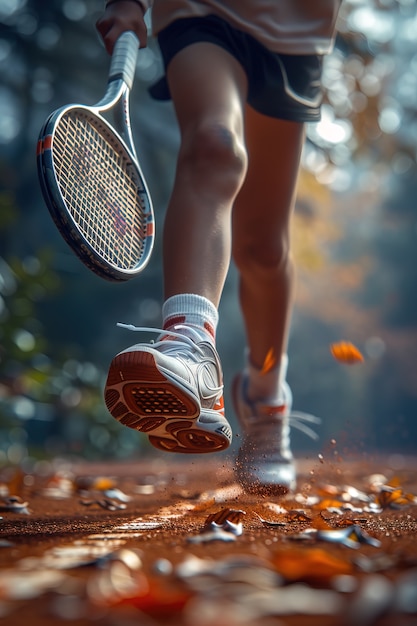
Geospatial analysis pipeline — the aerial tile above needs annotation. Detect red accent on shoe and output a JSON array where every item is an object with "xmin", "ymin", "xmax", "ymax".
[
  {"xmin": 258, "ymin": 404, "xmax": 288, "ymax": 418},
  {"xmin": 204, "ymin": 321, "xmax": 216, "ymax": 340},
  {"xmin": 214, "ymin": 394, "xmax": 225, "ymax": 415},
  {"xmin": 163, "ymin": 316, "xmax": 186, "ymax": 329}
]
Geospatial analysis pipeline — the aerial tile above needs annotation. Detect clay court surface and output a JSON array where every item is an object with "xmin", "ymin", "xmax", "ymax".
[{"xmin": 1, "ymin": 453, "xmax": 417, "ymax": 626}]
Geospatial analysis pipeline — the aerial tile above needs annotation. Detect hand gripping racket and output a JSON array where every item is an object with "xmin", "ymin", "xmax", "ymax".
[{"xmin": 36, "ymin": 31, "xmax": 154, "ymax": 282}]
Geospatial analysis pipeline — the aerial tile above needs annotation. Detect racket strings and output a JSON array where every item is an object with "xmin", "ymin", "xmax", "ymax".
[{"xmin": 52, "ymin": 112, "xmax": 147, "ymax": 269}]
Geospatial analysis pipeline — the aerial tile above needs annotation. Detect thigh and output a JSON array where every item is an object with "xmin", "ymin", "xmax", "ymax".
[
  {"xmin": 166, "ymin": 42, "xmax": 248, "ymax": 139},
  {"xmin": 233, "ymin": 105, "xmax": 305, "ymax": 251}
]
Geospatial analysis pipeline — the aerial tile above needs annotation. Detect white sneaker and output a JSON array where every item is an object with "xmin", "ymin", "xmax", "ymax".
[
  {"xmin": 232, "ymin": 372, "xmax": 320, "ymax": 495},
  {"xmin": 105, "ymin": 325, "xmax": 232, "ymax": 453}
]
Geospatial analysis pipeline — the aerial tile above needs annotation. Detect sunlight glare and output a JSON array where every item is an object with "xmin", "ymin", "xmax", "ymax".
[{"xmin": 315, "ymin": 106, "xmax": 352, "ymax": 145}]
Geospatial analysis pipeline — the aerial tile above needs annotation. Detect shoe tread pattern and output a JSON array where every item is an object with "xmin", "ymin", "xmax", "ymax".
[{"xmin": 105, "ymin": 350, "xmax": 230, "ymax": 453}]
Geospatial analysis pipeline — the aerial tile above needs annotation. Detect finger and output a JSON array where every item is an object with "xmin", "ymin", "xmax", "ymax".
[
  {"xmin": 95, "ymin": 18, "xmax": 113, "ymax": 54},
  {"xmin": 96, "ymin": 21, "xmax": 122, "ymax": 55}
]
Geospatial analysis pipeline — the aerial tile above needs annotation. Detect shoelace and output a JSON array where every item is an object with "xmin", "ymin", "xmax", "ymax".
[
  {"xmin": 118, "ymin": 323, "xmax": 320, "ymax": 439},
  {"xmin": 287, "ymin": 411, "xmax": 321, "ymax": 440},
  {"xmin": 117, "ymin": 323, "xmax": 207, "ymax": 358},
  {"xmin": 245, "ymin": 408, "xmax": 320, "ymax": 444},
  {"xmin": 245, "ymin": 411, "xmax": 321, "ymax": 456},
  {"xmin": 241, "ymin": 374, "xmax": 321, "ymax": 441}
]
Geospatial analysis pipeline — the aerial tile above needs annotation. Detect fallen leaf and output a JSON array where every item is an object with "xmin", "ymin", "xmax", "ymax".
[
  {"xmin": 316, "ymin": 525, "xmax": 382, "ymax": 549},
  {"xmin": 187, "ymin": 508, "xmax": 246, "ymax": 543},
  {"xmin": 272, "ymin": 547, "xmax": 353, "ymax": 582},
  {"xmin": 330, "ymin": 341, "xmax": 364, "ymax": 364},
  {"xmin": 204, "ymin": 508, "xmax": 246, "ymax": 529},
  {"xmin": 377, "ymin": 486, "xmax": 416, "ymax": 509},
  {"xmin": 261, "ymin": 348, "xmax": 276, "ymax": 374},
  {"xmin": 187, "ymin": 528, "xmax": 237, "ymax": 544},
  {"xmin": 0, "ymin": 496, "xmax": 31, "ymax": 515}
]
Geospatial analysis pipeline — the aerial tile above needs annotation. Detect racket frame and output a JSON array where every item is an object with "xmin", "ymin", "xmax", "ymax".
[{"xmin": 37, "ymin": 32, "xmax": 155, "ymax": 282}]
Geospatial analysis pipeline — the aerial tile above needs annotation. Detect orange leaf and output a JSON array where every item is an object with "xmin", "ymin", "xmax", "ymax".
[
  {"xmin": 117, "ymin": 578, "xmax": 191, "ymax": 617},
  {"xmin": 286, "ymin": 510, "xmax": 312, "ymax": 523},
  {"xmin": 386, "ymin": 476, "xmax": 401, "ymax": 488},
  {"xmin": 92, "ymin": 477, "xmax": 116, "ymax": 491},
  {"xmin": 312, "ymin": 498, "xmax": 344, "ymax": 510},
  {"xmin": 377, "ymin": 486, "xmax": 415, "ymax": 509},
  {"xmin": 273, "ymin": 547, "xmax": 352, "ymax": 582},
  {"xmin": 330, "ymin": 341, "xmax": 364, "ymax": 364},
  {"xmin": 311, "ymin": 514, "xmax": 334, "ymax": 530},
  {"xmin": 261, "ymin": 348, "xmax": 276, "ymax": 374}
]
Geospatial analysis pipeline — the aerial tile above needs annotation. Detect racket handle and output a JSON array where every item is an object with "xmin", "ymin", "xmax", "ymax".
[{"xmin": 109, "ymin": 31, "xmax": 139, "ymax": 89}]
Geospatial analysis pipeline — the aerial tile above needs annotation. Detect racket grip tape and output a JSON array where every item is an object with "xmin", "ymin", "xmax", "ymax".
[{"xmin": 109, "ymin": 31, "xmax": 139, "ymax": 89}]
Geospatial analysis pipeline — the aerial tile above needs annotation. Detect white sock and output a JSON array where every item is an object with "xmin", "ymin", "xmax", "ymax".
[
  {"xmin": 246, "ymin": 353, "xmax": 289, "ymax": 404},
  {"xmin": 162, "ymin": 294, "xmax": 218, "ymax": 344}
]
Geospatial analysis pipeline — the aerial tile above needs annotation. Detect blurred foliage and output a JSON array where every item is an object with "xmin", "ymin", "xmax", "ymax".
[
  {"xmin": 0, "ymin": 186, "xmax": 146, "ymax": 465},
  {"xmin": 1, "ymin": 0, "xmax": 417, "ymax": 466}
]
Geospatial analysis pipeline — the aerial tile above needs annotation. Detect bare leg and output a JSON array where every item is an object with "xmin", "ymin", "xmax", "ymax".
[
  {"xmin": 163, "ymin": 43, "xmax": 248, "ymax": 306},
  {"xmin": 232, "ymin": 106, "xmax": 305, "ymax": 372},
  {"xmin": 105, "ymin": 44, "xmax": 249, "ymax": 456}
]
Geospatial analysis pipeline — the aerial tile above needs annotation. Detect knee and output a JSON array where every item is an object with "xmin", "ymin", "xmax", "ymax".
[
  {"xmin": 179, "ymin": 122, "xmax": 247, "ymax": 194},
  {"xmin": 233, "ymin": 235, "xmax": 292, "ymax": 278}
]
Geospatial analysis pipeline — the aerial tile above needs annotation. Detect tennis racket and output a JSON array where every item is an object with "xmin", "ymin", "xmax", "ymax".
[{"xmin": 36, "ymin": 31, "xmax": 154, "ymax": 282}]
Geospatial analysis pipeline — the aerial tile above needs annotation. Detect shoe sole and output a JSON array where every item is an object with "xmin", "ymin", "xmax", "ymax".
[{"xmin": 104, "ymin": 350, "xmax": 231, "ymax": 453}]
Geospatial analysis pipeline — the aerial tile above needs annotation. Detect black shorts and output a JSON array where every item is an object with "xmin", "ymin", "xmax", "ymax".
[{"xmin": 149, "ymin": 15, "xmax": 324, "ymax": 122}]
